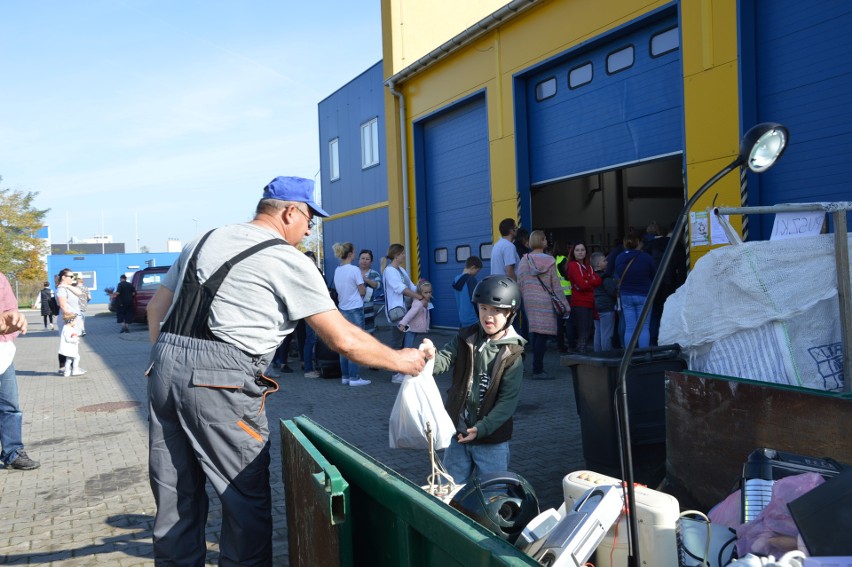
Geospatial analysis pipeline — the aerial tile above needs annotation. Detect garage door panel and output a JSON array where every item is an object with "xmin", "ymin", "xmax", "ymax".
[
  {"xmin": 418, "ymin": 96, "xmax": 492, "ymax": 327},
  {"xmin": 526, "ymin": 12, "xmax": 682, "ymax": 183},
  {"xmin": 753, "ymin": 0, "xmax": 852, "ymax": 235}
]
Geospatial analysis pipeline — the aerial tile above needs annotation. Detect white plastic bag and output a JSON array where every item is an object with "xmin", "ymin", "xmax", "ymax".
[{"xmin": 388, "ymin": 355, "xmax": 455, "ymax": 450}]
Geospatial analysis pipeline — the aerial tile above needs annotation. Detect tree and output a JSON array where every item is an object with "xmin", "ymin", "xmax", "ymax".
[{"xmin": 0, "ymin": 177, "xmax": 49, "ymax": 279}]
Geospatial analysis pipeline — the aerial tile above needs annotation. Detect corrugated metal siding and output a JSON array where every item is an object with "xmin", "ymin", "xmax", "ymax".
[
  {"xmin": 318, "ymin": 61, "xmax": 388, "ymax": 213},
  {"xmin": 318, "ymin": 60, "xmax": 390, "ymax": 282},
  {"xmin": 526, "ymin": 13, "xmax": 682, "ymax": 184},
  {"xmin": 752, "ymin": 1, "xmax": 852, "ymax": 238},
  {"xmin": 417, "ymin": 95, "xmax": 491, "ymax": 328}
]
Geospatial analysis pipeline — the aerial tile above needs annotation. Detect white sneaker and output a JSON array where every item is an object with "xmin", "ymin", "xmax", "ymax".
[
  {"xmin": 348, "ymin": 378, "xmax": 371, "ymax": 387},
  {"xmin": 72, "ymin": 369, "xmax": 87, "ymax": 376},
  {"xmin": 48, "ymin": 323, "xmax": 54, "ymax": 330},
  {"xmin": 391, "ymin": 373, "xmax": 405, "ymax": 384},
  {"xmin": 341, "ymin": 377, "xmax": 349, "ymax": 385}
]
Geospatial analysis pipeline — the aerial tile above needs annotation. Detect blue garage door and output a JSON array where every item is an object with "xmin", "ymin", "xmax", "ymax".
[
  {"xmin": 416, "ymin": 95, "xmax": 492, "ymax": 328},
  {"xmin": 525, "ymin": 12, "xmax": 682, "ymax": 184},
  {"xmin": 751, "ymin": 1, "xmax": 852, "ymax": 238}
]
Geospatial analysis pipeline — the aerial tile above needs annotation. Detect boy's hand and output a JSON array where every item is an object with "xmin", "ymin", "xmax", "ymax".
[
  {"xmin": 457, "ymin": 426, "xmax": 478, "ymax": 443},
  {"xmin": 397, "ymin": 347, "xmax": 427, "ymax": 376},
  {"xmin": 420, "ymin": 338, "xmax": 436, "ymax": 359}
]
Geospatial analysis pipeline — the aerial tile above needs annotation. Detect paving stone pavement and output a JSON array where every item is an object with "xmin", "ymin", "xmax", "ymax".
[{"xmin": 2, "ymin": 306, "xmax": 583, "ymax": 565}]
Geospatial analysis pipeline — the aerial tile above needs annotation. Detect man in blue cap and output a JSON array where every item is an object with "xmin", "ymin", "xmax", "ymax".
[{"xmin": 145, "ymin": 176, "xmax": 427, "ymax": 566}]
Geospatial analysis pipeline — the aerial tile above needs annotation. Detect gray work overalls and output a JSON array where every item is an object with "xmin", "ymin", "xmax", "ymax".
[{"xmin": 147, "ymin": 231, "xmax": 285, "ymax": 567}]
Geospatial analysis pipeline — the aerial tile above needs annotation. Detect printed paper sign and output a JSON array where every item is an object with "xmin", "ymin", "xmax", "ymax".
[
  {"xmin": 690, "ymin": 211, "xmax": 709, "ymax": 246},
  {"xmin": 770, "ymin": 211, "xmax": 825, "ymax": 240},
  {"xmin": 710, "ymin": 214, "xmax": 731, "ymax": 245}
]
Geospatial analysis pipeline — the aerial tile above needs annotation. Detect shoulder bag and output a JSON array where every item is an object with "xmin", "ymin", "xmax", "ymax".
[{"xmin": 388, "ymin": 266, "xmax": 413, "ymax": 323}]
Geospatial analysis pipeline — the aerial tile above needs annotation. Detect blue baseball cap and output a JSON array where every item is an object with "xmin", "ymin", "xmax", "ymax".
[{"xmin": 262, "ymin": 176, "xmax": 329, "ymax": 218}]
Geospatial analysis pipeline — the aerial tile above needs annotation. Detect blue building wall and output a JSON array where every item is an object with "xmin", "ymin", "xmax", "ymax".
[
  {"xmin": 47, "ymin": 252, "xmax": 179, "ymax": 305},
  {"xmin": 318, "ymin": 60, "xmax": 390, "ymax": 279}
]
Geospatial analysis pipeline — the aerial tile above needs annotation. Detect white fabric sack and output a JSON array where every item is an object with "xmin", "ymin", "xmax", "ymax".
[
  {"xmin": 660, "ymin": 232, "xmax": 850, "ymax": 391},
  {"xmin": 388, "ymin": 355, "xmax": 455, "ymax": 450}
]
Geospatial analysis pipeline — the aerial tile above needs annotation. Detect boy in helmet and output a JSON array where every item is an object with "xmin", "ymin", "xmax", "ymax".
[{"xmin": 422, "ymin": 275, "xmax": 527, "ymax": 485}]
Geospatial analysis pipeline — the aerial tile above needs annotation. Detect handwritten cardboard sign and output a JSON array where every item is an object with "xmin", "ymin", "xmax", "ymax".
[{"xmin": 770, "ymin": 211, "xmax": 826, "ymax": 240}]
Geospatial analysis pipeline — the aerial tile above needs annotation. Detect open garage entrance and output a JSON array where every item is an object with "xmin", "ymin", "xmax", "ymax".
[{"xmin": 530, "ymin": 156, "xmax": 684, "ymax": 255}]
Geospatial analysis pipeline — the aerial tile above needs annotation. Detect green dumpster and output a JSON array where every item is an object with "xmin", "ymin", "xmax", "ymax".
[{"xmin": 281, "ymin": 416, "xmax": 539, "ymax": 567}]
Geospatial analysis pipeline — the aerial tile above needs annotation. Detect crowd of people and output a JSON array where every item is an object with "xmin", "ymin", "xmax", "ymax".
[{"xmin": 0, "ymin": 173, "xmax": 688, "ymax": 564}]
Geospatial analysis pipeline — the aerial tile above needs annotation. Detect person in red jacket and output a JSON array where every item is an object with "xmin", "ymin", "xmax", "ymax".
[{"xmin": 566, "ymin": 242, "xmax": 601, "ymax": 353}]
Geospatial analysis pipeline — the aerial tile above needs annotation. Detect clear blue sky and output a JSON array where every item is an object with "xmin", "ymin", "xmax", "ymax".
[{"xmin": 0, "ymin": 1, "xmax": 382, "ymax": 251}]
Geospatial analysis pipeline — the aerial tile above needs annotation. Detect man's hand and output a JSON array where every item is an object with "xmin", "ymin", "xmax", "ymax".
[
  {"xmin": 396, "ymin": 347, "xmax": 427, "ymax": 377},
  {"xmin": 0, "ymin": 312, "xmax": 27, "ymax": 335}
]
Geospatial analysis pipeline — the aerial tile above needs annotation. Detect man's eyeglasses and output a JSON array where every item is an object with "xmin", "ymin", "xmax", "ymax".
[{"xmin": 292, "ymin": 206, "xmax": 315, "ymax": 229}]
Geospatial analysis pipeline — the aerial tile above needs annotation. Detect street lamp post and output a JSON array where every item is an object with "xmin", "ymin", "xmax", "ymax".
[{"xmin": 615, "ymin": 123, "xmax": 790, "ymax": 566}]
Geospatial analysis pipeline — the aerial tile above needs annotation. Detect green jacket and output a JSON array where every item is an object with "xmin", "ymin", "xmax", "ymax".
[{"xmin": 434, "ymin": 324, "xmax": 526, "ymax": 444}]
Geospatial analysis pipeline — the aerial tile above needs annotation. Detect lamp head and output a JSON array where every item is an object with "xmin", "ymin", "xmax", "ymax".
[{"xmin": 740, "ymin": 122, "xmax": 789, "ymax": 173}]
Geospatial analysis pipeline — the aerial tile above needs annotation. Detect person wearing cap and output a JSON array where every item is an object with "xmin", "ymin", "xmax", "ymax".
[{"xmin": 144, "ymin": 175, "xmax": 427, "ymax": 565}]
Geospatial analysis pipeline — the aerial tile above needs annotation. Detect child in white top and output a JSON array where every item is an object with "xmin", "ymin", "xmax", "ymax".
[{"xmin": 58, "ymin": 314, "xmax": 86, "ymax": 376}]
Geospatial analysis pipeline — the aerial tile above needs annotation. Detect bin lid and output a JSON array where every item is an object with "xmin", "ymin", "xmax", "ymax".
[{"xmin": 560, "ymin": 345, "xmax": 682, "ymax": 367}]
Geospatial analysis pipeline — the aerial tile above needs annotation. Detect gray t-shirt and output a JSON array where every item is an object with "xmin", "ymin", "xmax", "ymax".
[{"xmin": 161, "ymin": 223, "xmax": 336, "ymax": 356}]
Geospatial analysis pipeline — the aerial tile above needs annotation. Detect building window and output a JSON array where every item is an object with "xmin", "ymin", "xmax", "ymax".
[
  {"xmin": 361, "ymin": 118, "xmax": 379, "ymax": 169},
  {"xmin": 434, "ymin": 248, "xmax": 448, "ymax": 264},
  {"xmin": 329, "ymin": 138, "xmax": 340, "ymax": 181},
  {"xmin": 606, "ymin": 45, "xmax": 634, "ymax": 74},
  {"xmin": 535, "ymin": 77, "xmax": 557, "ymax": 101},
  {"xmin": 456, "ymin": 245, "xmax": 471, "ymax": 262},
  {"xmin": 480, "ymin": 243, "xmax": 493, "ymax": 260},
  {"xmin": 651, "ymin": 26, "xmax": 679, "ymax": 57},
  {"xmin": 569, "ymin": 62, "xmax": 593, "ymax": 89}
]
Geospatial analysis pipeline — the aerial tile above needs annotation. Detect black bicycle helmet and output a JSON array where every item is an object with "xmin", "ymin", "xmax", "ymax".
[
  {"xmin": 449, "ymin": 471, "xmax": 540, "ymax": 544},
  {"xmin": 471, "ymin": 275, "xmax": 520, "ymax": 333},
  {"xmin": 472, "ymin": 275, "xmax": 520, "ymax": 311}
]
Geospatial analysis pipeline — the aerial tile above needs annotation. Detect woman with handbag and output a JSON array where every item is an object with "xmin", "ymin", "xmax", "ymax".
[
  {"xmin": 516, "ymin": 230, "xmax": 571, "ymax": 379},
  {"xmin": 614, "ymin": 232, "xmax": 657, "ymax": 348},
  {"xmin": 381, "ymin": 244, "xmax": 422, "ymax": 350},
  {"xmin": 566, "ymin": 242, "xmax": 602, "ymax": 353}
]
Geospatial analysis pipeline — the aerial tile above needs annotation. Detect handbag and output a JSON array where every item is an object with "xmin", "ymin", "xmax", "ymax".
[
  {"xmin": 48, "ymin": 296, "xmax": 59, "ymax": 317},
  {"xmin": 389, "ymin": 355, "xmax": 454, "ymax": 450},
  {"xmin": 388, "ymin": 306, "xmax": 406, "ymax": 323},
  {"xmin": 388, "ymin": 266, "xmax": 413, "ymax": 323}
]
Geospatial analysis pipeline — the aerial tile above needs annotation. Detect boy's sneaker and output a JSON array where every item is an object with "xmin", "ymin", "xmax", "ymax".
[
  {"xmin": 341, "ymin": 377, "xmax": 350, "ymax": 385},
  {"xmin": 72, "ymin": 369, "xmax": 87, "ymax": 376},
  {"xmin": 391, "ymin": 373, "xmax": 405, "ymax": 384},
  {"xmin": 57, "ymin": 367, "xmax": 65, "ymax": 375},
  {"xmin": 349, "ymin": 378, "xmax": 371, "ymax": 387},
  {"xmin": 304, "ymin": 371, "xmax": 320, "ymax": 379},
  {"xmin": 8, "ymin": 451, "xmax": 39, "ymax": 470}
]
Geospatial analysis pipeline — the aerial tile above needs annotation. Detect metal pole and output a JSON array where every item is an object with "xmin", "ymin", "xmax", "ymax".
[
  {"xmin": 615, "ymin": 157, "xmax": 742, "ymax": 567},
  {"xmin": 832, "ymin": 211, "xmax": 852, "ymax": 393}
]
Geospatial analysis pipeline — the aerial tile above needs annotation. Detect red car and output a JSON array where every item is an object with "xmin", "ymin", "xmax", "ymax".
[{"xmin": 132, "ymin": 266, "xmax": 170, "ymax": 323}]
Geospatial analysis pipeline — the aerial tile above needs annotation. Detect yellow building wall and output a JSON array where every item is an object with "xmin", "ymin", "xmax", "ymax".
[
  {"xmin": 382, "ymin": 0, "xmax": 744, "ymax": 275},
  {"xmin": 383, "ymin": 0, "xmax": 509, "ymax": 75}
]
